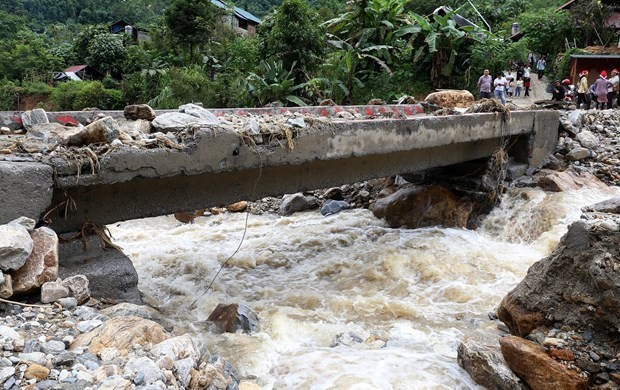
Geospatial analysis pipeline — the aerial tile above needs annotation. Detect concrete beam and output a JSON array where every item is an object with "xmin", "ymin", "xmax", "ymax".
[
  {"xmin": 0, "ymin": 107, "xmax": 559, "ymax": 231},
  {"xmin": 41, "ymin": 110, "xmax": 558, "ymax": 232}
]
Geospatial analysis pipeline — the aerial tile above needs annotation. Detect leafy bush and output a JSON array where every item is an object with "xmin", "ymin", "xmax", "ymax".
[
  {"xmin": 50, "ymin": 81, "xmax": 124, "ymax": 110},
  {"xmin": 21, "ymin": 81, "xmax": 53, "ymax": 96},
  {"xmin": 148, "ymin": 66, "xmax": 211, "ymax": 108},
  {"xmin": 0, "ymin": 79, "xmax": 19, "ymax": 111}
]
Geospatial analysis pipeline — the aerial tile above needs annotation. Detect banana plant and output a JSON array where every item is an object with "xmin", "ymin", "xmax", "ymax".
[
  {"xmin": 244, "ymin": 58, "xmax": 306, "ymax": 107},
  {"xmin": 396, "ymin": 8, "xmax": 483, "ymax": 89}
]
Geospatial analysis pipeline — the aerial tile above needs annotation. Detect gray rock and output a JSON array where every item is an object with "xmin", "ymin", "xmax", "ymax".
[
  {"xmin": 17, "ymin": 352, "xmax": 47, "ymax": 366},
  {"xmin": 100, "ymin": 303, "xmax": 173, "ymax": 332},
  {"xmin": 40, "ymin": 282, "xmax": 70, "ymax": 303},
  {"xmin": 457, "ymin": 335, "xmax": 526, "ymax": 390},
  {"xmin": 26, "ymin": 123, "xmax": 81, "ymax": 145},
  {"xmin": 178, "ymin": 104, "xmax": 219, "ymax": 125},
  {"xmin": 565, "ymin": 147, "xmax": 591, "ymax": 161},
  {"xmin": 124, "ymin": 356, "xmax": 162, "ymax": 385},
  {"xmin": 21, "ymin": 109, "xmax": 49, "ymax": 131},
  {"xmin": 61, "ymin": 275, "xmax": 90, "ymax": 305},
  {"xmin": 320, "ymin": 200, "xmax": 351, "ymax": 216},
  {"xmin": 0, "ymin": 367, "xmax": 14, "ymax": 385},
  {"xmin": 52, "ymin": 351, "xmax": 76, "ymax": 367},
  {"xmin": 152, "ymin": 112, "xmax": 216, "ymax": 133},
  {"xmin": 0, "ymin": 224, "xmax": 33, "ymax": 271},
  {"xmin": 7, "ymin": 217, "xmax": 36, "ymax": 232},
  {"xmin": 576, "ymin": 130, "xmax": 599, "ymax": 149},
  {"xmin": 279, "ymin": 193, "xmax": 320, "ymax": 216},
  {"xmin": 23, "ymin": 339, "xmax": 41, "ymax": 353},
  {"xmin": 57, "ymin": 297, "xmax": 78, "ymax": 310},
  {"xmin": 77, "ymin": 320, "xmax": 102, "ymax": 333},
  {"xmin": 58, "ymin": 234, "xmax": 141, "ymax": 304},
  {"xmin": 174, "ymin": 357, "xmax": 194, "ymax": 387},
  {"xmin": 42, "ymin": 340, "xmax": 66, "ymax": 355}
]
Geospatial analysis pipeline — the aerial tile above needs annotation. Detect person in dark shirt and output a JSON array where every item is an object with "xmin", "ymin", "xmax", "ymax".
[{"xmin": 551, "ymin": 80, "xmax": 565, "ymax": 101}]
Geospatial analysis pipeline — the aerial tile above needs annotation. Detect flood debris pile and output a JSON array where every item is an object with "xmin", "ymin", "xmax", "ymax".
[
  {"xmin": 0, "ymin": 104, "xmax": 335, "ymax": 180},
  {"xmin": 556, "ymin": 110, "xmax": 620, "ymax": 185}
]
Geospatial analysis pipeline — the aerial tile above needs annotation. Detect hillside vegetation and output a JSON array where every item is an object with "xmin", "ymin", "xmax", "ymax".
[{"xmin": 0, "ymin": 0, "xmax": 610, "ymax": 111}]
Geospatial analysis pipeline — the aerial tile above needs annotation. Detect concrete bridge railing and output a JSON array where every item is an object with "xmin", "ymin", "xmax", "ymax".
[{"xmin": 0, "ymin": 107, "xmax": 559, "ymax": 233}]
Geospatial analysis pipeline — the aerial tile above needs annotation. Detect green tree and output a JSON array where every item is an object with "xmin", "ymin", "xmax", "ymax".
[
  {"xmin": 164, "ymin": 0, "xmax": 219, "ymax": 62},
  {"xmin": 87, "ymin": 33, "xmax": 127, "ymax": 76},
  {"xmin": 567, "ymin": 0, "xmax": 614, "ymax": 47},
  {"xmin": 258, "ymin": 0, "xmax": 324, "ymax": 81},
  {"xmin": 518, "ymin": 10, "xmax": 572, "ymax": 57},
  {"xmin": 72, "ymin": 25, "xmax": 109, "ymax": 63},
  {"xmin": 0, "ymin": 31, "xmax": 64, "ymax": 82}
]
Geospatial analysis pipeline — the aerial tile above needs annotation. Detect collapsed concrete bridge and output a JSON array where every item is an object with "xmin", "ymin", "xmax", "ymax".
[{"xmin": 0, "ymin": 105, "xmax": 559, "ymax": 233}]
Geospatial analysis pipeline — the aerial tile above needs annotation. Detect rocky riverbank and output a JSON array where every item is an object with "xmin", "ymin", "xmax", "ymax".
[{"xmin": 458, "ymin": 108, "xmax": 620, "ymax": 390}]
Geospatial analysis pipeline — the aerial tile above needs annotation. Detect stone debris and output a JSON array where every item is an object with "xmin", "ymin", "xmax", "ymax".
[
  {"xmin": 557, "ymin": 109, "xmax": 620, "ymax": 185},
  {"xmin": 0, "ymin": 301, "xmax": 247, "ymax": 389}
]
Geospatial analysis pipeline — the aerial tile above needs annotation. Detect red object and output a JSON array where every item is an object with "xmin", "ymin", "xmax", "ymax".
[
  {"xmin": 601, "ymin": 70, "xmax": 607, "ymax": 78},
  {"xmin": 562, "ymin": 79, "xmax": 571, "ymax": 85},
  {"xmin": 55, "ymin": 115, "xmax": 79, "ymax": 127}
]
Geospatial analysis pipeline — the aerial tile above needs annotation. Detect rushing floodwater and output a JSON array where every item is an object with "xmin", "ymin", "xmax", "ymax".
[{"xmin": 108, "ymin": 186, "xmax": 619, "ymax": 389}]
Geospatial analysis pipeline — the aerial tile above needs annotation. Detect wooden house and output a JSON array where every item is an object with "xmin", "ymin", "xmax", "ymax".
[{"xmin": 210, "ymin": 0, "xmax": 261, "ymax": 36}]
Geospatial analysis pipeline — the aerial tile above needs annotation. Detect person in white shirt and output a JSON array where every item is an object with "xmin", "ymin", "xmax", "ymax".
[
  {"xmin": 523, "ymin": 65, "xmax": 531, "ymax": 80},
  {"xmin": 515, "ymin": 77, "xmax": 524, "ymax": 97},
  {"xmin": 607, "ymin": 69, "xmax": 619, "ymax": 108},
  {"xmin": 494, "ymin": 73, "xmax": 508, "ymax": 104}
]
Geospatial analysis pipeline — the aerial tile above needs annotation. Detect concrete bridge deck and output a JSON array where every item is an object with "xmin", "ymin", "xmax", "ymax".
[{"xmin": 0, "ymin": 105, "xmax": 559, "ymax": 233}]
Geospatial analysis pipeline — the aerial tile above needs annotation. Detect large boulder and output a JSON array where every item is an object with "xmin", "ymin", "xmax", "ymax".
[
  {"xmin": 425, "ymin": 90, "xmax": 475, "ymax": 109},
  {"xmin": 370, "ymin": 184, "xmax": 472, "ymax": 229},
  {"xmin": 58, "ymin": 234, "xmax": 141, "ymax": 304},
  {"xmin": 207, "ymin": 303, "xmax": 259, "ymax": 334},
  {"xmin": 178, "ymin": 103, "xmax": 220, "ymax": 125},
  {"xmin": 71, "ymin": 316, "xmax": 169, "ymax": 356},
  {"xmin": 0, "ymin": 224, "xmax": 33, "ymax": 271},
  {"xmin": 123, "ymin": 104, "xmax": 156, "ymax": 121},
  {"xmin": 21, "ymin": 109, "xmax": 49, "ymax": 131},
  {"xmin": 498, "ymin": 219, "xmax": 620, "ymax": 337},
  {"xmin": 536, "ymin": 168, "xmax": 608, "ymax": 192},
  {"xmin": 458, "ymin": 334, "xmax": 527, "ymax": 390},
  {"xmin": 65, "ymin": 116, "xmax": 120, "ymax": 146},
  {"xmin": 26, "ymin": 123, "xmax": 82, "ymax": 145},
  {"xmin": 279, "ymin": 193, "xmax": 320, "ymax": 216},
  {"xmin": 10, "ymin": 227, "xmax": 58, "ymax": 294},
  {"xmin": 499, "ymin": 336, "xmax": 589, "ymax": 390}
]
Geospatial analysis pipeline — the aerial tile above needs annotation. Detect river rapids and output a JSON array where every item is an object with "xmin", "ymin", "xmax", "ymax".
[{"xmin": 108, "ymin": 185, "xmax": 619, "ymax": 389}]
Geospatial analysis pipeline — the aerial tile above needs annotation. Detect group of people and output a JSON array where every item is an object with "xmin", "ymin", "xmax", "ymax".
[
  {"xmin": 477, "ymin": 68, "xmax": 531, "ymax": 105},
  {"xmin": 576, "ymin": 69, "xmax": 619, "ymax": 110},
  {"xmin": 478, "ymin": 58, "xmax": 620, "ymax": 111}
]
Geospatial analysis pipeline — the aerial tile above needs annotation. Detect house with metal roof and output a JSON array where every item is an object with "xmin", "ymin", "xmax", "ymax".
[
  {"xmin": 109, "ymin": 20, "xmax": 151, "ymax": 42},
  {"xmin": 210, "ymin": 0, "xmax": 261, "ymax": 36},
  {"xmin": 568, "ymin": 46, "xmax": 620, "ymax": 85},
  {"xmin": 53, "ymin": 65, "xmax": 102, "ymax": 82}
]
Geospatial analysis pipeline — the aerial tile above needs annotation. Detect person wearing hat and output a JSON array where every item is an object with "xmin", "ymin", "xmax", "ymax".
[
  {"xmin": 595, "ymin": 70, "xmax": 609, "ymax": 110},
  {"xmin": 607, "ymin": 68, "xmax": 619, "ymax": 108},
  {"xmin": 577, "ymin": 70, "xmax": 590, "ymax": 109}
]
